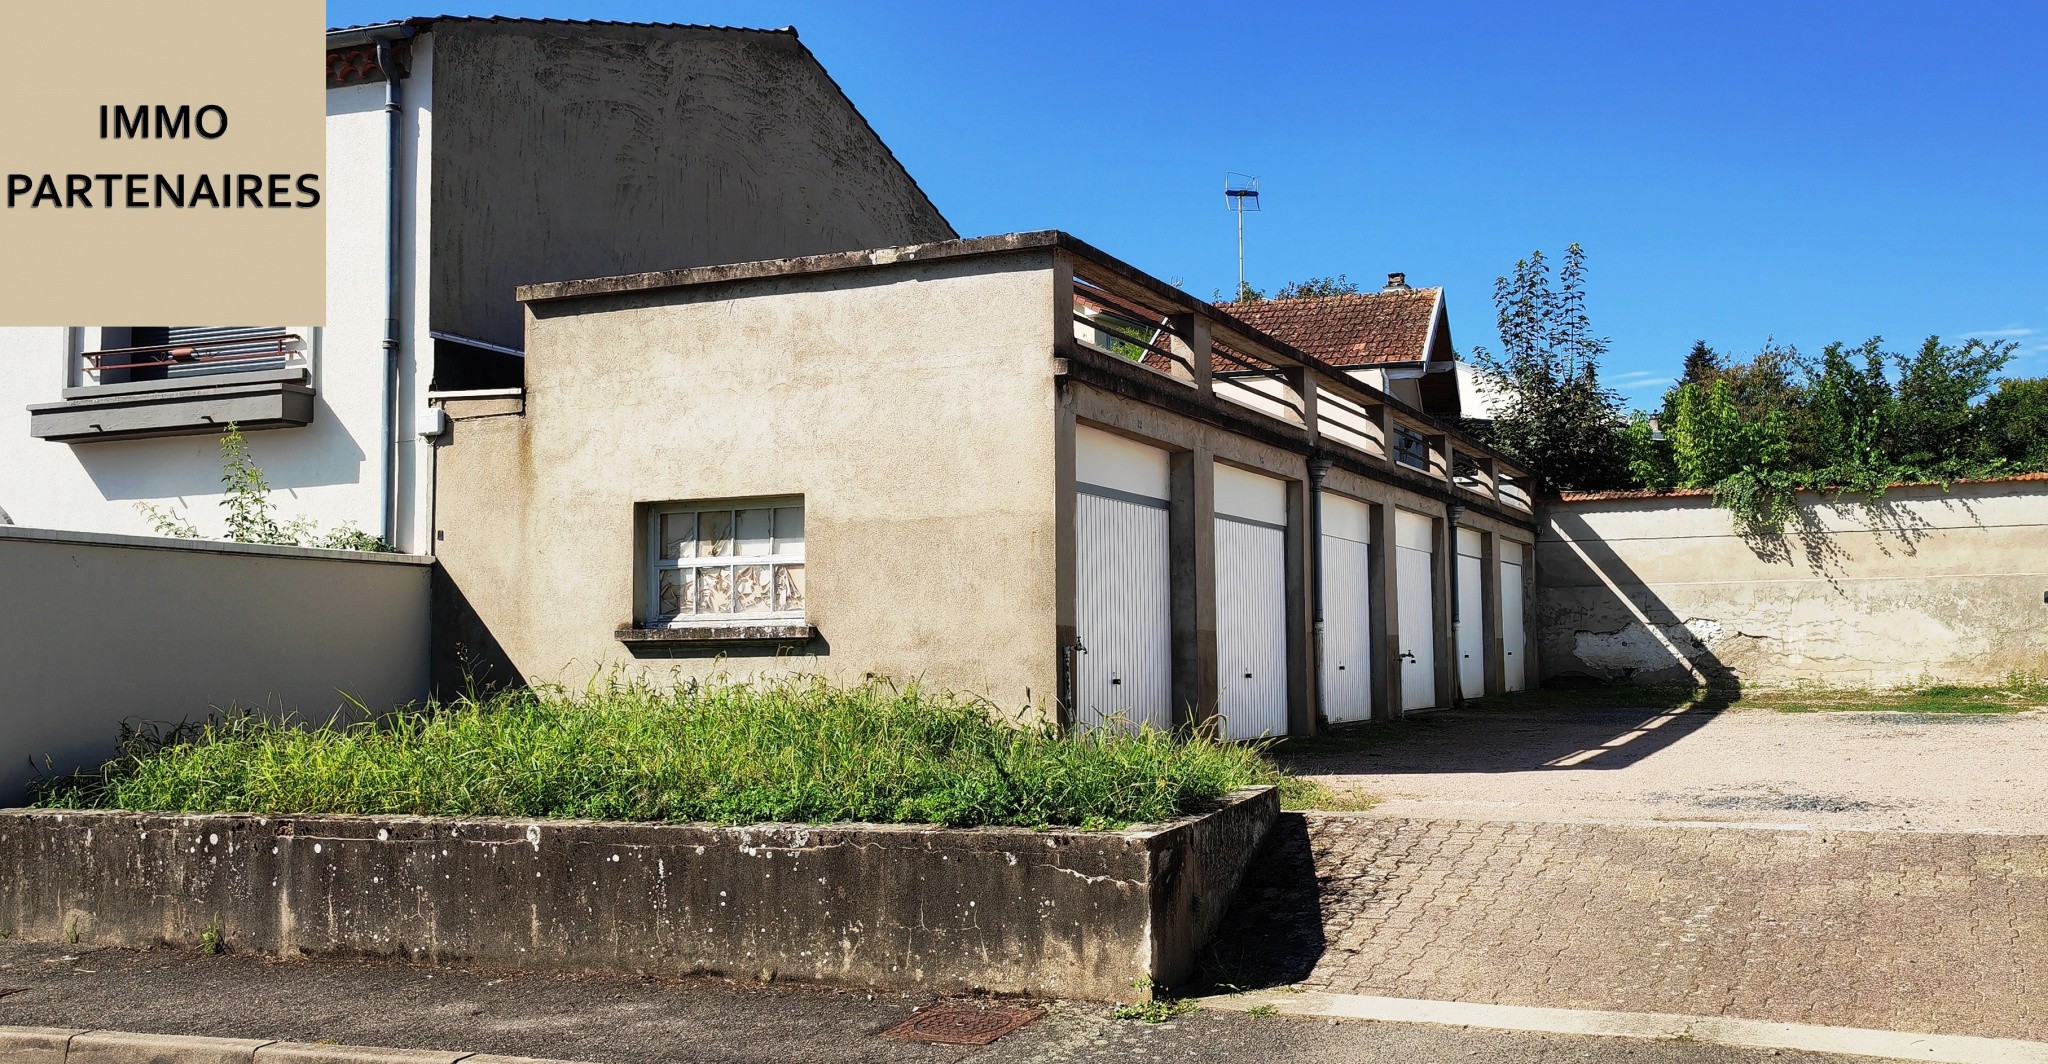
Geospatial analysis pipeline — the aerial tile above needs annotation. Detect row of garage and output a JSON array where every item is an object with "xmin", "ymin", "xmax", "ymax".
[{"xmin": 1071, "ymin": 424, "xmax": 1529, "ymax": 738}]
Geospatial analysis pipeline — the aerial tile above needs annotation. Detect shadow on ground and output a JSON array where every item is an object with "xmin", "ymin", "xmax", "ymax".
[
  {"xmin": 1275, "ymin": 688, "xmax": 1737, "ymax": 776},
  {"xmin": 1194, "ymin": 813, "xmax": 1325, "ymax": 992}
]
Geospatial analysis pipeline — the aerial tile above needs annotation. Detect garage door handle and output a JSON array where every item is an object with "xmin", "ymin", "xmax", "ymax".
[
  {"xmin": 1399, "ymin": 651, "xmax": 1416, "ymax": 661},
  {"xmin": 1244, "ymin": 672, "xmax": 1253, "ymax": 679},
  {"xmin": 1337, "ymin": 665, "xmax": 1346, "ymax": 671}
]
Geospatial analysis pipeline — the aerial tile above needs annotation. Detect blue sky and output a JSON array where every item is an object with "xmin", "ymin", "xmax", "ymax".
[{"xmin": 330, "ymin": 1, "xmax": 2047, "ymax": 404}]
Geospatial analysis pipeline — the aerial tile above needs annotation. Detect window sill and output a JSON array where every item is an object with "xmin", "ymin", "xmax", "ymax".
[
  {"xmin": 30, "ymin": 369, "xmax": 314, "ymax": 443},
  {"xmin": 614, "ymin": 622, "xmax": 816, "ymax": 647}
]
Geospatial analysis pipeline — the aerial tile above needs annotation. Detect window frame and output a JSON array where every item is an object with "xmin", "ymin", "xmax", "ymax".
[{"xmin": 643, "ymin": 497, "xmax": 806, "ymax": 628}]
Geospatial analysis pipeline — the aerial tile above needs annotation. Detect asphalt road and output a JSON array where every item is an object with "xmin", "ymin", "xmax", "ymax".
[{"xmin": 0, "ymin": 941, "xmax": 1884, "ymax": 1063}]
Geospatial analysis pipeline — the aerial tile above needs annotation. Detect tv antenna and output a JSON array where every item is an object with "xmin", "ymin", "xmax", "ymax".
[{"xmin": 1224, "ymin": 173, "xmax": 1261, "ymax": 298}]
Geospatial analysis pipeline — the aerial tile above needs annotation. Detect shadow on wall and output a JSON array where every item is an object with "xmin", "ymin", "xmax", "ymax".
[
  {"xmin": 74, "ymin": 395, "xmax": 369, "ymax": 502},
  {"xmin": 1738, "ymin": 493, "xmax": 1941, "ymax": 582},
  {"xmin": 1192, "ymin": 813, "xmax": 1325, "ymax": 992},
  {"xmin": 430, "ymin": 563, "xmax": 522, "ymax": 700},
  {"xmin": 1540, "ymin": 507, "xmax": 1741, "ymax": 690}
]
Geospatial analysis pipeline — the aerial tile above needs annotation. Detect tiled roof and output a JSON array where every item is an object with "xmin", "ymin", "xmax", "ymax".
[
  {"xmin": 328, "ymin": 17, "xmax": 792, "ymax": 34},
  {"xmin": 1216, "ymin": 287, "xmax": 1443, "ymax": 372}
]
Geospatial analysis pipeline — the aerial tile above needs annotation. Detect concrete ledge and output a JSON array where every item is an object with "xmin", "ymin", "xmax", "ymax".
[
  {"xmin": 612, "ymin": 622, "xmax": 817, "ymax": 646},
  {"xmin": 0, "ymin": 1026, "xmax": 85, "ymax": 1064},
  {"xmin": 0, "ymin": 1027, "xmax": 588, "ymax": 1064},
  {"xmin": 0, "ymin": 525, "xmax": 430, "ymax": 566},
  {"xmin": 0, "ymin": 787, "xmax": 1276, "ymax": 1002}
]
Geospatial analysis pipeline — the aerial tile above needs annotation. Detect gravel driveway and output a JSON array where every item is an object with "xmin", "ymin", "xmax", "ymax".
[{"xmin": 1284, "ymin": 704, "xmax": 2048, "ymax": 833}]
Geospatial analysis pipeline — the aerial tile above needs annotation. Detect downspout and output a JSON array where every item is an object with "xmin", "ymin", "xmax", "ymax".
[
  {"xmin": 374, "ymin": 40, "xmax": 405, "ymax": 550},
  {"xmin": 1446, "ymin": 503, "xmax": 1466, "ymax": 707},
  {"xmin": 1307, "ymin": 455, "xmax": 1331, "ymax": 731}
]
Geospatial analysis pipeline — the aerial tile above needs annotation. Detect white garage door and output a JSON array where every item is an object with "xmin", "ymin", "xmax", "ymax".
[
  {"xmin": 1320, "ymin": 492, "xmax": 1373, "ymax": 724},
  {"xmin": 1215, "ymin": 463, "xmax": 1290, "ymax": 740},
  {"xmin": 1501, "ymin": 539, "xmax": 1528, "ymax": 692},
  {"xmin": 1456, "ymin": 527, "xmax": 1485, "ymax": 701},
  {"xmin": 1074, "ymin": 426, "xmax": 1174, "ymax": 732},
  {"xmin": 1395, "ymin": 509, "xmax": 1438, "ymax": 712}
]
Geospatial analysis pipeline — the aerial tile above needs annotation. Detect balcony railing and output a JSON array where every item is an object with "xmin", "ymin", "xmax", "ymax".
[
  {"xmin": 1061, "ymin": 257, "xmax": 1532, "ymax": 513},
  {"xmin": 81, "ymin": 331, "xmax": 304, "ymax": 387}
]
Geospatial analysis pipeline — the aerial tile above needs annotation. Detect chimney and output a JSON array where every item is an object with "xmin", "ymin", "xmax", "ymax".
[{"xmin": 1383, "ymin": 272, "xmax": 1410, "ymax": 291}]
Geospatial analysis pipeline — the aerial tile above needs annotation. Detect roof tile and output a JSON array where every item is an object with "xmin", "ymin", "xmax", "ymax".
[{"xmin": 1216, "ymin": 288, "xmax": 1441, "ymax": 371}]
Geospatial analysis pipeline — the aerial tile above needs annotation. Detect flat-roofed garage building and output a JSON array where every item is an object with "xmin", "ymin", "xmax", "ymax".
[{"xmin": 431, "ymin": 232, "xmax": 1537, "ymax": 734}]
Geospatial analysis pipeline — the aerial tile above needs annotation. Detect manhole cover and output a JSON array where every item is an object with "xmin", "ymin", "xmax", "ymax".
[{"xmin": 882, "ymin": 1002, "xmax": 1043, "ymax": 1045}]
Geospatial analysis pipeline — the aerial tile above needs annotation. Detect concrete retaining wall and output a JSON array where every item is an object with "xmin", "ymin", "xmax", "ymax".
[
  {"xmin": 0, "ymin": 787, "xmax": 1277, "ymax": 1002},
  {"xmin": 0, "ymin": 527, "xmax": 432, "ymax": 804},
  {"xmin": 1537, "ymin": 479, "xmax": 2048, "ymax": 687}
]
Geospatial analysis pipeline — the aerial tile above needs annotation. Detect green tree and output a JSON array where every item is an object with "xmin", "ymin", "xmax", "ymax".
[
  {"xmin": 1466, "ymin": 244, "xmax": 1630, "ymax": 492},
  {"xmin": 1976, "ymin": 377, "xmax": 2048, "ymax": 467},
  {"xmin": 1889, "ymin": 335, "xmax": 2015, "ymax": 475},
  {"xmin": 1677, "ymin": 340, "xmax": 1721, "ymax": 388},
  {"xmin": 1273, "ymin": 274, "xmax": 1362, "ymax": 299},
  {"xmin": 1796, "ymin": 339, "xmax": 1896, "ymax": 489}
]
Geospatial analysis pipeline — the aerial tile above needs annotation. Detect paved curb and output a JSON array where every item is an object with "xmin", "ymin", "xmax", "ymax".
[
  {"xmin": 1201, "ymin": 990, "xmax": 2048, "ymax": 1064},
  {"xmin": 0, "ymin": 1026, "xmax": 594, "ymax": 1064}
]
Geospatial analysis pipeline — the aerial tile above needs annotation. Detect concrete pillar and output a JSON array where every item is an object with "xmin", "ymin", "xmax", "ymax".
[
  {"xmin": 1170, "ymin": 447, "xmax": 1220, "ymax": 728},
  {"xmin": 1432, "ymin": 509, "xmax": 1455, "ymax": 709},
  {"xmin": 1369, "ymin": 501, "xmax": 1401, "ymax": 721},
  {"xmin": 1482, "ymin": 528, "xmax": 1506, "ymax": 697},
  {"xmin": 1285, "ymin": 470, "xmax": 1315, "ymax": 736}
]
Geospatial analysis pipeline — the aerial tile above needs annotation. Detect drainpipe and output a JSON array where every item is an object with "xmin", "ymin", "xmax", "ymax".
[
  {"xmin": 1307, "ymin": 455, "xmax": 1331, "ymax": 731},
  {"xmin": 1446, "ymin": 503, "xmax": 1466, "ymax": 707},
  {"xmin": 374, "ymin": 39, "xmax": 405, "ymax": 550}
]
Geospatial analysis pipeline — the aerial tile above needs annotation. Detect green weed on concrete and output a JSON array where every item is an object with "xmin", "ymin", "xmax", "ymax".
[{"xmin": 34, "ymin": 677, "xmax": 1293, "ymax": 830}]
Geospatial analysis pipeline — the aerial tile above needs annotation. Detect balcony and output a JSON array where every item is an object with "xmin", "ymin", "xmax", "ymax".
[
  {"xmin": 28, "ymin": 331, "xmax": 314, "ymax": 443},
  {"xmin": 1060, "ymin": 252, "xmax": 1533, "ymax": 514}
]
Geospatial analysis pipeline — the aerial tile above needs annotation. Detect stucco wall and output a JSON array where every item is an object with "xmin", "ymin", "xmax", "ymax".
[
  {"xmin": 0, "ymin": 528, "xmax": 431, "ymax": 805},
  {"xmin": 432, "ymin": 253, "xmax": 1061, "ymax": 716},
  {"xmin": 427, "ymin": 22, "xmax": 954, "ymax": 353},
  {"xmin": 1537, "ymin": 481, "xmax": 2048, "ymax": 688}
]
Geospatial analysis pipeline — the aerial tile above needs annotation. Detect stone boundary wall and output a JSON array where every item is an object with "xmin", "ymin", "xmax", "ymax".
[
  {"xmin": 1537, "ymin": 479, "xmax": 2048, "ymax": 687},
  {"xmin": 0, "ymin": 788, "xmax": 1278, "ymax": 1002},
  {"xmin": 0, "ymin": 527, "xmax": 432, "ymax": 804}
]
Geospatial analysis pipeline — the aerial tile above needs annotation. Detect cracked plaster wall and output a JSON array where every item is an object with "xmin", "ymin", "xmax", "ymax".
[{"xmin": 1536, "ymin": 482, "xmax": 2048, "ymax": 688}]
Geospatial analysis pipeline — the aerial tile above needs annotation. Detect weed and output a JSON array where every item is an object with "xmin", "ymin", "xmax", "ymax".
[
  {"xmin": 33, "ymin": 676, "xmax": 1302, "ymax": 830},
  {"xmin": 199, "ymin": 916, "xmax": 223, "ymax": 955},
  {"xmin": 1277, "ymin": 777, "xmax": 1380, "ymax": 812},
  {"xmin": 1246, "ymin": 1004, "xmax": 1278, "ymax": 1018},
  {"xmin": 1747, "ymin": 677, "xmax": 2046, "ymax": 715},
  {"xmin": 1111, "ymin": 999, "xmax": 1198, "ymax": 1023},
  {"xmin": 130, "ymin": 424, "xmax": 391, "ymax": 552}
]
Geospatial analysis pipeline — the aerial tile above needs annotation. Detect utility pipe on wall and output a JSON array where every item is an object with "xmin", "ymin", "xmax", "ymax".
[
  {"xmin": 1306, "ymin": 456, "xmax": 1331, "ymax": 731},
  {"xmin": 373, "ymin": 38, "xmax": 406, "ymax": 550}
]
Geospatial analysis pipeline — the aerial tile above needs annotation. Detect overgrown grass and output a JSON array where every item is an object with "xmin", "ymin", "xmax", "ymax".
[
  {"xmin": 1474, "ymin": 673, "xmax": 2048, "ymax": 715},
  {"xmin": 32, "ymin": 677, "xmax": 1295, "ymax": 830},
  {"xmin": 1752, "ymin": 677, "xmax": 2047, "ymax": 715}
]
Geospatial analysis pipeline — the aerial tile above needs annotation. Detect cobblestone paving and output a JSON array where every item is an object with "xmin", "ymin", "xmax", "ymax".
[{"xmin": 1205, "ymin": 814, "xmax": 2048, "ymax": 1042}]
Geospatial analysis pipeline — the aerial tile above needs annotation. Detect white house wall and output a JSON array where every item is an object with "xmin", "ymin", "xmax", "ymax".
[{"xmin": 0, "ymin": 44, "xmax": 436, "ymax": 552}]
